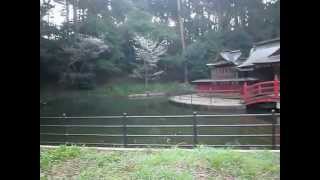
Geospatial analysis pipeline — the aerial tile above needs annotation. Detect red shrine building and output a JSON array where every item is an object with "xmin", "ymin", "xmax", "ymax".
[
  {"xmin": 192, "ymin": 38, "xmax": 280, "ymax": 96},
  {"xmin": 192, "ymin": 50, "xmax": 257, "ymax": 94},
  {"xmin": 237, "ymin": 38, "xmax": 280, "ymax": 81}
]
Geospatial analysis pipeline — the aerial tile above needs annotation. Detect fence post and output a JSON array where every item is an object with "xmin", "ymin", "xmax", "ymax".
[
  {"xmin": 62, "ymin": 113, "xmax": 68, "ymax": 145},
  {"xmin": 122, "ymin": 113, "xmax": 128, "ymax": 148},
  {"xmin": 193, "ymin": 111, "xmax": 198, "ymax": 147},
  {"xmin": 271, "ymin": 109, "xmax": 277, "ymax": 150}
]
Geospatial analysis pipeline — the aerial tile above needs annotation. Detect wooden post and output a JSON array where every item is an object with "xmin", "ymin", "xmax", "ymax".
[
  {"xmin": 193, "ymin": 111, "xmax": 198, "ymax": 147},
  {"xmin": 271, "ymin": 109, "xmax": 277, "ymax": 150},
  {"xmin": 122, "ymin": 113, "xmax": 128, "ymax": 148},
  {"xmin": 62, "ymin": 113, "xmax": 68, "ymax": 145},
  {"xmin": 274, "ymin": 75, "xmax": 279, "ymax": 97}
]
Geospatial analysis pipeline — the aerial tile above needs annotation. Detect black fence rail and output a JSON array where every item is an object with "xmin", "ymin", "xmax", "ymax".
[{"xmin": 40, "ymin": 112, "xmax": 280, "ymax": 149}]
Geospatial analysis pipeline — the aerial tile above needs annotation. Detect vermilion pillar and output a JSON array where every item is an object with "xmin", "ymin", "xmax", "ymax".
[
  {"xmin": 274, "ymin": 75, "xmax": 279, "ymax": 97},
  {"xmin": 243, "ymin": 82, "xmax": 247, "ymax": 101}
]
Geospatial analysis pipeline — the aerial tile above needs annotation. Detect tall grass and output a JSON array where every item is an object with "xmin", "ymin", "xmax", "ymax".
[{"xmin": 40, "ymin": 145, "xmax": 81, "ymax": 170}]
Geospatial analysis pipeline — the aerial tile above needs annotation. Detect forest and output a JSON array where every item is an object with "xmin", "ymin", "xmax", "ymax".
[{"xmin": 40, "ymin": 0, "xmax": 279, "ymax": 90}]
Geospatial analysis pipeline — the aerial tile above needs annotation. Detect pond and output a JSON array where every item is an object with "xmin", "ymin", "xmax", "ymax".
[{"xmin": 40, "ymin": 91, "xmax": 279, "ymax": 149}]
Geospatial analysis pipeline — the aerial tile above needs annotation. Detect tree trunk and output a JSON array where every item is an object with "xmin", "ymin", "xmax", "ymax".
[
  {"xmin": 66, "ymin": 0, "xmax": 69, "ymax": 35},
  {"xmin": 177, "ymin": 0, "xmax": 188, "ymax": 83}
]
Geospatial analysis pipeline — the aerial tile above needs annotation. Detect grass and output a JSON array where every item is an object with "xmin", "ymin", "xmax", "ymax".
[
  {"xmin": 94, "ymin": 81, "xmax": 194, "ymax": 96},
  {"xmin": 41, "ymin": 81, "xmax": 194, "ymax": 99},
  {"xmin": 40, "ymin": 145, "xmax": 81, "ymax": 171},
  {"xmin": 40, "ymin": 146, "xmax": 280, "ymax": 180}
]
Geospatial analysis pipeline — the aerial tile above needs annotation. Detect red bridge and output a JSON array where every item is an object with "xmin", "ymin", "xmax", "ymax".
[
  {"xmin": 242, "ymin": 76, "xmax": 280, "ymax": 106},
  {"xmin": 193, "ymin": 76, "xmax": 280, "ymax": 107}
]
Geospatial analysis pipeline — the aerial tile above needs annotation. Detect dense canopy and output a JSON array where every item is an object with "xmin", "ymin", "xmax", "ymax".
[{"xmin": 40, "ymin": 0, "xmax": 279, "ymax": 89}]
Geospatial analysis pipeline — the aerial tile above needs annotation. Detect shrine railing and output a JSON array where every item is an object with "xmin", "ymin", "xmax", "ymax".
[{"xmin": 242, "ymin": 76, "xmax": 280, "ymax": 105}]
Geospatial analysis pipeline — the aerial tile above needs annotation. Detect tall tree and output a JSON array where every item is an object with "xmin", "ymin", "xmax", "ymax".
[
  {"xmin": 177, "ymin": 0, "xmax": 188, "ymax": 83},
  {"xmin": 41, "ymin": 0, "xmax": 279, "ymax": 87},
  {"xmin": 73, "ymin": 0, "xmax": 78, "ymax": 38},
  {"xmin": 65, "ymin": 0, "xmax": 70, "ymax": 33}
]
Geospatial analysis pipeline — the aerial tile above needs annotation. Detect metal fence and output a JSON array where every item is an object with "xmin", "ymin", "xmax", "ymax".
[{"xmin": 40, "ymin": 112, "xmax": 280, "ymax": 149}]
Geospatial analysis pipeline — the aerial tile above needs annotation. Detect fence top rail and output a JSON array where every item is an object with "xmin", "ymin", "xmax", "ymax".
[
  {"xmin": 40, "ymin": 116, "xmax": 123, "ymax": 119},
  {"xmin": 40, "ymin": 144, "xmax": 281, "ymax": 149},
  {"xmin": 40, "ymin": 133, "xmax": 280, "ymax": 137},
  {"xmin": 40, "ymin": 113, "xmax": 280, "ymax": 119},
  {"xmin": 40, "ymin": 124, "xmax": 280, "ymax": 128}
]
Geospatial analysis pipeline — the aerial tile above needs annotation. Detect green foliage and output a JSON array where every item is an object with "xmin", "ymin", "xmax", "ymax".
[
  {"xmin": 124, "ymin": 10, "xmax": 178, "ymax": 42},
  {"xmin": 183, "ymin": 41, "xmax": 210, "ymax": 80},
  {"xmin": 158, "ymin": 54, "xmax": 184, "ymax": 80},
  {"xmin": 159, "ymin": 54, "xmax": 184, "ymax": 68},
  {"xmin": 222, "ymin": 29, "xmax": 253, "ymax": 57},
  {"xmin": 158, "ymin": 27, "xmax": 255, "ymax": 81},
  {"xmin": 125, "ymin": 10, "xmax": 155, "ymax": 36},
  {"xmin": 57, "ymin": 36, "xmax": 111, "ymax": 89},
  {"xmin": 96, "ymin": 59, "xmax": 122, "ymax": 74},
  {"xmin": 40, "ymin": 0, "xmax": 279, "ymax": 87},
  {"xmin": 184, "ymin": 41, "xmax": 207, "ymax": 62}
]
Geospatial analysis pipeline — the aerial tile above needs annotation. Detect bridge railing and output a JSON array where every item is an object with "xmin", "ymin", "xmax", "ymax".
[
  {"xmin": 243, "ymin": 76, "xmax": 280, "ymax": 105},
  {"xmin": 40, "ymin": 112, "xmax": 280, "ymax": 149}
]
